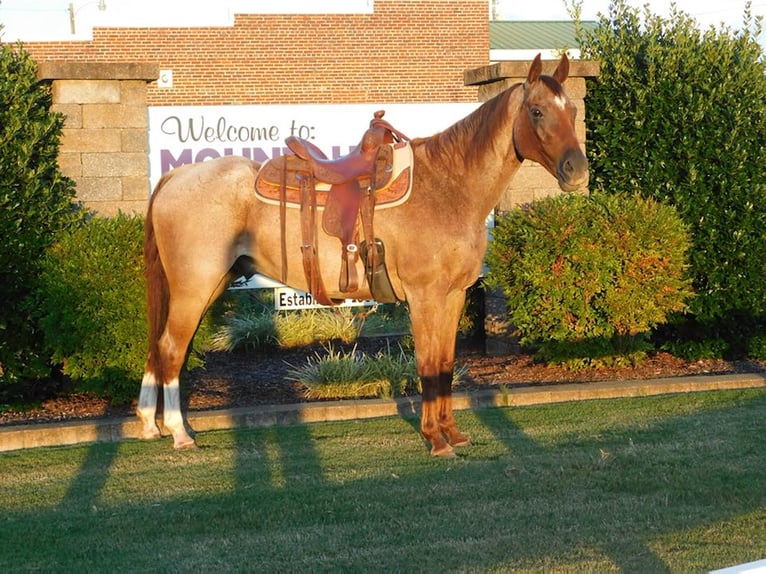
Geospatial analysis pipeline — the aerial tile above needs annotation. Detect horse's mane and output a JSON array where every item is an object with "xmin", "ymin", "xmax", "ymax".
[{"xmin": 414, "ymin": 83, "xmax": 522, "ymax": 170}]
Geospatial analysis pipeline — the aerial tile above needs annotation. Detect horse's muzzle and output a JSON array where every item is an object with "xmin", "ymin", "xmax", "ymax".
[{"xmin": 557, "ymin": 149, "xmax": 589, "ymax": 192}]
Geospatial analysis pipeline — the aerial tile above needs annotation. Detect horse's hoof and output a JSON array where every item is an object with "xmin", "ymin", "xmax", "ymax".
[
  {"xmin": 173, "ymin": 438, "xmax": 197, "ymax": 450},
  {"xmin": 139, "ymin": 428, "xmax": 161, "ymax": 441},
  {"xmin": 430, "ymin": 444, "xmax": 456, "ymax": 458},
  {"xmin": 444, "ymin": 430, "xmax": 471, "ymax": 447}
]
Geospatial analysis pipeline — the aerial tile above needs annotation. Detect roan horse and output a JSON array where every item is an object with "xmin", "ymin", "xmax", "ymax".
[{"xmin": 138, "ymin": 53, "xmax": 588, "ymax": 456}]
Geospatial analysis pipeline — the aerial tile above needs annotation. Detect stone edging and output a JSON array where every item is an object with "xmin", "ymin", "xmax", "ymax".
[{"xmin": 2, "ymin": 372, "xmax": 765, "ymax": 452}]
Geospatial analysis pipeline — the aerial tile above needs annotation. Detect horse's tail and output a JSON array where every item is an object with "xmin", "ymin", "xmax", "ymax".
[{"xmin": 144, "ymin": 177, "xmax": 171, "ymax": 386}]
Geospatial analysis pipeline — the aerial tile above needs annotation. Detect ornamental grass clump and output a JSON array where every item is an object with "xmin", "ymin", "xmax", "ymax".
[
  {"xmin": 287, "ymin": 343, "xmax": 418, "ymax": 400},
  {"xmin": 486, "ymin": 192, "xmax": 693, "ymax": 368},
  {"xmin": 273, "ymin": 308, "xmax": 359, "ymax": 348},
  {"xmin": 288, "ymin": 342, "xmax": 467, "ymax": 400}
]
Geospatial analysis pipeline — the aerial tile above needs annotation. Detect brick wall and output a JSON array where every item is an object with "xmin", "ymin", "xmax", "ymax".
[
  {"xmin": 11, "ymin": 0, "xmax": 489, "ymax": 214},
  {"xmin": 18, "ymin": 0, "xmax": 488, "ymax": 106}
]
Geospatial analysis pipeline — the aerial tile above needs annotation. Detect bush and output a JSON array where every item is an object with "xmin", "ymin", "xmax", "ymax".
[
  {"xmin": 0, "ymin": 42, "xmax": 84, "ymax": 390},
  {"xmin": 576, "ymin": 0, "xmax": 766, "ymax": 357},
  {"xmin": 36, "ymin": 214, "xmax": 212, "ymax": 404},
  {"xmin": 486, "ymin": 193, "xmax": 693, "ymax": 367},
  {"xmin": 36, "ymin": 214, "xmax": 147, "ymax": 403}
]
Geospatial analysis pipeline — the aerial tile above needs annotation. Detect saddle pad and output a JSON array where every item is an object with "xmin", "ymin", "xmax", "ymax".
[{"xmin": 255, "ymin": 141, "xmax": 413, "ymax": 210}]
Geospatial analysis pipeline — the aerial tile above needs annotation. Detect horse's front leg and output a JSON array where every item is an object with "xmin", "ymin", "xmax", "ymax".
[
  {"xmin": 437, "ymin": 370, "xmax": 471, "ymax": 448},
  {"xmin": 409, "ymin": 288, "xmax": 471, "ymax": 456}
]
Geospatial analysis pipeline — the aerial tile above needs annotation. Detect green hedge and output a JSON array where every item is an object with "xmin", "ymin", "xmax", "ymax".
[
  {"xmin": 0, "ymin": 43, "xmax": 83, "ymax": 390},
  {"xmin": 37, "ymin": 214, "xmax": 212, "ymax": 404},
  {"xmin": 486, "ymin": 193, "xmax": 693, "ymax": 367},
  {"xmin": 577, "ymin": 0, "xmax": 766, "ymax": 357},
  {"xmin": 36, "ymin": 214, "xmax": 148, "ymax": 404}
]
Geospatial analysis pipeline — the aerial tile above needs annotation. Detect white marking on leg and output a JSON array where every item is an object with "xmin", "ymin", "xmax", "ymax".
[
  {"xmin": 137, "ymin": 371, "xmax": 161, "ymax": 440},
  {"xmin": 163, "ymin": 377, "xmax": 196, "ymax": 449}
]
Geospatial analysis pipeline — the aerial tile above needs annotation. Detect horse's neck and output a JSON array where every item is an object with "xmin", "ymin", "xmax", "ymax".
[{"xmin": 413, "ymin": 89, "xmax": 524, "ymax": 220}]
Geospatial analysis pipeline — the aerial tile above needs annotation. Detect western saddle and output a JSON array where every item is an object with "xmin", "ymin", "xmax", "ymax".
[{"xmin": 254, "ymin": 111, "xmax": 410, "ymax": 306}]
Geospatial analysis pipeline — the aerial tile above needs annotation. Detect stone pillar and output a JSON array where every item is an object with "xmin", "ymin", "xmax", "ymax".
[
  {"xmin": 463, "ymin": 59, "xmax": 600, "ymax": 355},
  {"xmin": 36, "ymin": 62, "xmax": 159, "ymax": 216}
]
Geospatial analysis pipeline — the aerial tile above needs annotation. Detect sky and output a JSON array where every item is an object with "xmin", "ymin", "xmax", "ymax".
[{"xmin": 0, "ymin": 0, "xmax": 764, "ymax": 48}]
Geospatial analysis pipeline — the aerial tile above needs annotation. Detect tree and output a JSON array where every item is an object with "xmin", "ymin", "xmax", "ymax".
[
  {"xmin": 0, "ymin": 40, "xmax": 84, "ymax": 391},
  {"xmin": 575, "ymin": 0, "xmax": 766, "ymax": 358}
]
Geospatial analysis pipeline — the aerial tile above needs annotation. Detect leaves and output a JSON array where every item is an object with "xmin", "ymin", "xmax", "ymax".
[
  {"xmin": 0, "ymin": 43, "xmax": 84, "ymax": 386},
  {"xmin": 486, "ymin": 193, "xmax": 693, "ymax": 367},
  {"xmin": 576, "ymin": 0, "xmax": 766, "ymax": 356},
  {"xmin": 36, "ymin": 214, "xmax": 147, "ymax": 404}
]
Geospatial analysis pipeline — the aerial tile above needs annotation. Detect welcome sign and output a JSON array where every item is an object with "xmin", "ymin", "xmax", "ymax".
[{"xmin": 147, "ymin": 102, "xmax": 478, "ymax": 190}]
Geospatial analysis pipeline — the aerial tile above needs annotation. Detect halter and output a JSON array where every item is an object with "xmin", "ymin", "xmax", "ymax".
[
  {"xmin": 513, "ymin": 82, "xmax": 527, "ymax": 162},
  {"xmin": 512, "ymin": 127, "xmax": 525, "ymax": 163}
]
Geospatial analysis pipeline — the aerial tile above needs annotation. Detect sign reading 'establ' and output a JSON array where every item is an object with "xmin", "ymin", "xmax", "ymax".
[{"xmin": 274, "ymin": 288, "xmax": 374, "ymax": 311}]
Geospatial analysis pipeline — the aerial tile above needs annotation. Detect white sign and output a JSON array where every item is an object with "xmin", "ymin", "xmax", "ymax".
[
  {"xmin": 147, "ymin": 102, "xmax": 478, "ymax": 190},
  {"xmin": 274, "ymin": 287, "xmax": 375, "ymax": 310}
]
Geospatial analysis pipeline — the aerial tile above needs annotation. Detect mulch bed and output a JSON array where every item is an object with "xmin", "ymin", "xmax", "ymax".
[{"xmin": 1, "ymin": 337, "xmax": 764, "ymax": 427}]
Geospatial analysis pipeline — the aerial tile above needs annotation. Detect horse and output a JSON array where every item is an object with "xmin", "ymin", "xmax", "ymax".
[{"xmin": 137, "ymin": 53, "xmax": 589, "ymax": 456}]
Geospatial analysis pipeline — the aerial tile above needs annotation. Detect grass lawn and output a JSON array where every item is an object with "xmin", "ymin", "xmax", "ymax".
[{"xmin": 1, "ymin": 389, "xmax": 765, "ymax": 572}]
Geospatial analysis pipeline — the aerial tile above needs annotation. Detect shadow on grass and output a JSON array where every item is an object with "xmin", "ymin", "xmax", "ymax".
[
  {"xmin": 3, "ymin": 390, "xmax": 765, "ymax": 571},
  {"xmin": 58, "ymin": 425, "xmax": 122, "ymax": 512},
  {"xmin": 473, "ymin": 404, "xmax": 674, "ymax": 572}
]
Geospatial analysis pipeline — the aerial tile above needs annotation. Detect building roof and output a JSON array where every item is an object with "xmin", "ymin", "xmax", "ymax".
[{"xmin": 490, "ymin": 20, "xmax": 598, "ymax": 51}]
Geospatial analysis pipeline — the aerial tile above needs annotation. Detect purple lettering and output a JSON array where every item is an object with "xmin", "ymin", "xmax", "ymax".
[
  {"xmin": 195, "ymin": 148, "xmax": 221, "ymax": 162},
  {"xmin": 160, "ymin": 148, "xmax": 193, "ymax": 173}
]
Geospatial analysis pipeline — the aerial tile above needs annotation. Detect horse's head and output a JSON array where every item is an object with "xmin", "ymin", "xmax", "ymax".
[{"xmin": 513, "ymin": 53, "xmax": 589, "ymax": 192}]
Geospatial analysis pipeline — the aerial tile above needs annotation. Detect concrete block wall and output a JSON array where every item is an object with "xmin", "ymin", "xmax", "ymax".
[{"xmin": 37, "ymin": 62, "xmax": 158, "ymax": 216}]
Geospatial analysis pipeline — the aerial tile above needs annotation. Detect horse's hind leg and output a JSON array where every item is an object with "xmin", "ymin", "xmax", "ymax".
[
  {"xmin": 157, "ymin": 294, "xmax": 219, "ymax": 449},
  {"xmin": 137, "ymin": 291, "xmax": 207, "ymax": 447},
  {"xmin": 138, "ymin": 315, "xmax": 198, "ymax": 447},
  {"xmin": 137, "ymin": 372, "xmax": 161, "ymax": 440},
  {"xmin": 137, "ymin": 370, "xmax": 201, "ymax": 449}
]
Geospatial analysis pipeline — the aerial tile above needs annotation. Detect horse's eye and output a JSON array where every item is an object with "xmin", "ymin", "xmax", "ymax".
[{"xmin": 531, "ymin": 107, "xmax": 543, "ymax": 119}]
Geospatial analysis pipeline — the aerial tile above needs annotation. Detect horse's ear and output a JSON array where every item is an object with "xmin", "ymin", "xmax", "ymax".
[
  {"xmin": 553, "ymin": 52, "xmax": 570, "ymax": 84},
  {"xmin": 527, "ymin": 53, "xmax": 543, "ymax": 85}
]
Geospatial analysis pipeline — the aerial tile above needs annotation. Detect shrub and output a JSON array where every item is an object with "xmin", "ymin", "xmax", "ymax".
[
  {"xmin": 576, "ymin": 0, "xmax": 766, "ymax": 357},
  {"xmin": 36, "ymin": 214, "xmax": 147, "ymax": 403},
  {"xmin": 0, "ymin": 42, "xmax": 84, "ymax": 390},
  {"xmin": 36, "ymin": 214, "xmax": 211, "ymax": 404},
  {"xmin": 486, "ymin": 193, "xmax": 693, "ymax": 367}
]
